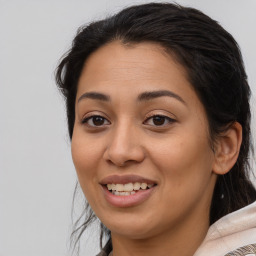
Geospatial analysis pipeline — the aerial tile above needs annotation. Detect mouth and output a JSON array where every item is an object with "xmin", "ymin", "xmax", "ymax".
[
  {"xmin": 100, "ymin": 175, "xmax": 157, "ymax": 207},
  {"xmin": 105, "ymin": 182, "xmax": 155, "ymax": 196}
]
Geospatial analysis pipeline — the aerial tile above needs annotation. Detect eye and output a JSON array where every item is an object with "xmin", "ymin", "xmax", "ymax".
[
  {"xmin": 144, "ymin": 115, "xmax": 175, "ymax": 126},
  {"xmin": 82, "ymin": 115, "xmax": 110, "ymax": 127}
]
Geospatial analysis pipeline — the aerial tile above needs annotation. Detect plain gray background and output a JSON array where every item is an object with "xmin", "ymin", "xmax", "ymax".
[{"xmin": 1, "ymin": 0, "xmax": 255, "ymax": 255}]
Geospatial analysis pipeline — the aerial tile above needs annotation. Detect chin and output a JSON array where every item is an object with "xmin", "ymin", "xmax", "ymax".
[{"xmin": 101, "ymin": 212, "xmax": 162, "ymax": 239}]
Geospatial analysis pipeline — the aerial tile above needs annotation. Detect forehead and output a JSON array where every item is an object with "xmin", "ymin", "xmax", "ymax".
[{"xmin": 77, "ymin": 41, "xmax": 192, "ymax": 96}]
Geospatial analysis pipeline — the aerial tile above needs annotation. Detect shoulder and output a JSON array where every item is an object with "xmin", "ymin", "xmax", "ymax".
[{"xmin": 194, "ymin": 201, "xmax": 256, "ymax": 256}]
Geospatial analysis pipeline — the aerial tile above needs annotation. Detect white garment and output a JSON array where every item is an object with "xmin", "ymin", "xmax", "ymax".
[{"xmin": 194, "ymin": 201, "xmax": 256, "ymax": 256}]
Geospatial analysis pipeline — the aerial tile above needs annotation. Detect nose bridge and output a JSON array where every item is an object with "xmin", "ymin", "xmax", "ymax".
[
  {"xmin": 112, "ymin": 120, "xmax": 132, "ymax": 148},
  {"xmin": 104, "ymin": 118, "xmax": 145, "ymax": 166}
]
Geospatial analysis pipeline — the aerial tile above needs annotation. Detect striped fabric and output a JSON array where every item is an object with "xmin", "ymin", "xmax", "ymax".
[{"xmin": 225, "ymin": 243, "xmax": 256, "ymax": 256}]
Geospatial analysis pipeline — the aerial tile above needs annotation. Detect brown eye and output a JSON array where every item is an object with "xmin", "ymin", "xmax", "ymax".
[
  {"xmin": 82, "ymin": 115, "xmax": 110, "ymax": 127},
  {"xmin": 144, "ymin": 115, "xmax": 175, "ymax": 127},
  {"xmin": 92, "ymin": 116, "xmax": 105, "ymax": 126},
  {"xmin": 152, "ymin": 116, "xmax": 166, "ymax": 126}
]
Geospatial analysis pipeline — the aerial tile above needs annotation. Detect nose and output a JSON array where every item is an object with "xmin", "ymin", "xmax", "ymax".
[{"xmin": 103, "ymin": 123, "xmax": 145, "ymax": 167}]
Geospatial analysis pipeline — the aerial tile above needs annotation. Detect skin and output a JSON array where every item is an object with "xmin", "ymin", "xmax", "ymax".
[{"xmin": 71, "ymin": 41, "xmax": 240, "ymax": 256}]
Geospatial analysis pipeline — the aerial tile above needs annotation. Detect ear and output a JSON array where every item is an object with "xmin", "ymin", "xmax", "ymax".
[{"xmin": 212, "ymin": 122, "xmax": 242, "ymax": 175}]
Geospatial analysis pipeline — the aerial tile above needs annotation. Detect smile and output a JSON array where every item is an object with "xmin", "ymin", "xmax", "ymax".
[
  {"xmin": 100, "ymin": 175, "xmax": 157, "ymax": 207},
  {"xmin": 106, "ymin": 182, "xmax": 154, "ymax": 196}
]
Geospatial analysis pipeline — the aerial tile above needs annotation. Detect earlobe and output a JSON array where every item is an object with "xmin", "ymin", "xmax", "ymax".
[{"xmin": 212, "ymin": 122, "xmax": 242, "ymax": 175}]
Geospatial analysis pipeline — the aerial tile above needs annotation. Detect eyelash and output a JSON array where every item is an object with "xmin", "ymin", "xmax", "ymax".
[
  {"xmin": 143, "ymin": 114, "xmax": 176, "ymax": 127},
  {"xmin": 81, "ymin": 115, "xmax": 111, "ymax": 127},
  {"xmin": 81, "ymin": 114, "xmax": 176, "ymax": 128}
]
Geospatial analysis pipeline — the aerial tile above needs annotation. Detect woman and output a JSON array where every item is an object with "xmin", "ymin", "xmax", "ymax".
[{"xmin": 55, "ymin": 3, "xmax": 256, "ymax": 256}]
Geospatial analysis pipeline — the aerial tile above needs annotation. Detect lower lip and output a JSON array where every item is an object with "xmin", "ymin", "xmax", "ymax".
[{"xmin": 101, "ymin": 185, "xmax": 156, "ymax": 208}]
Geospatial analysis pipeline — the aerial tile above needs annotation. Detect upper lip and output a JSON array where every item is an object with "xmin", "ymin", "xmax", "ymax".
[{"xmin": 100, "ymin": 175, "xmax": 157, "ymax": 185}]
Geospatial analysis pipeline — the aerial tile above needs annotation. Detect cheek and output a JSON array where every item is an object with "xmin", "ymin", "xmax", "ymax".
[
  {"xmin": 144, "ymin": 132, "xmax": 215, "ymax": 228},
  {"xmin": 149, "ymin": 130, "xmax": 214, "ymax": 197},
  {"xmin": 71, "ymin": 129, "xmax": 103, "ymax": 195}
]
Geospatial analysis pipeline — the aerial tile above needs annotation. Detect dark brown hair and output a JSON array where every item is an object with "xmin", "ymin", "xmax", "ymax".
[{"xmin": 55, "ymin": 2, "xmax": 256, "ymax": 253}]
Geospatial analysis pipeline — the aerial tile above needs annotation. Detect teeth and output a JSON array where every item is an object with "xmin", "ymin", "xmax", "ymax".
[
  {"xmin": 115, "ymin": 184, "xmax": 124, "ymax": 191},
  {"xmin": 107, "ymin": 182, "xmax": 155, "ymax": 193},
  {"xmin": 112, "ymin": 190, "xmax": 136, "ymax": 196},
  {"xmin": 134, "ymin": 182, "xmax": 141, "ymax": 190},
  {"xmin": 123, "ymin": 183, "xmax": 133, "ymax": 192},
  {"xmin": 141, "ymin": 183, "xmax": 147, "ymax": 190}
]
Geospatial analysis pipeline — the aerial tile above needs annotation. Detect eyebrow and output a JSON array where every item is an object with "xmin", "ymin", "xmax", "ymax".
[
  {"xmin": 137, "ymin": 90, "xmax": 186, "ymax": 105},
  {"xmin": 77, "ymin": 92, "xmax": 110, "ymax": 103},
  {"xmin": 77, "ymin": 90, "xmax": 186, "ymax": 105}
]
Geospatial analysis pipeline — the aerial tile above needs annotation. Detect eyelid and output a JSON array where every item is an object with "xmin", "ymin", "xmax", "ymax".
[
  {"xmin": 81, "ymin": 111, "xmax": 110, "ymax": 121},
  {"xmin": 144, "ymin": 109, "xmax": 176, "ymax": 120}
]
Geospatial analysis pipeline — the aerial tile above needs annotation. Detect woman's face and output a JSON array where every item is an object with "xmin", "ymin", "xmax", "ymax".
[{"xmin": 72, "ymin": 41, "xmax": 218, "ymax": 239}]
